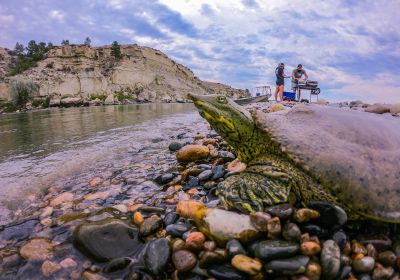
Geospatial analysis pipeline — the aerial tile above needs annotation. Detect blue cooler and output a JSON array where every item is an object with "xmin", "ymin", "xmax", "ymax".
[{"xmin": 283, "ymin": 91, "xmax": 295, "ymax": 101}]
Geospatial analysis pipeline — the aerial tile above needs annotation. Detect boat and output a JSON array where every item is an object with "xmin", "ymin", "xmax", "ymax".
[{"xmin": 234, "ymin": 85, "xmax": 272, "ymax": 105}]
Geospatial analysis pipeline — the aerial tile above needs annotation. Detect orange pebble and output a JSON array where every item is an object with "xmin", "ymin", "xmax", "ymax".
[
  {"xmin": 133, "ymin": 212, "xmax": 144, "ymax": 225},
  {"xmin": 300, "ymin": 241, "xmax": 321, "ymax": 255}
]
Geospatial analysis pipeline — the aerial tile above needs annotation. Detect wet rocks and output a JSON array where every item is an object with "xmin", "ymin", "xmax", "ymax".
[
  {"xmin": 226, "ymin": 239, "xmax": 247, "ymax": 259},
  {"xmin": 352, "ymin": 256, "xmax": 375, "ymax": 273},
  {"xmin": 207, "ymin": 264, "xmax": 247, "ymax": 280},
  {"xmin": 73, "ymin": 219, "xmax": 144, "ymax": 261},
  {"xmin": 50, "ymin": 192, "xmax": 74, "ymax": 207},
  {"xmin": 309, "ymin": 201, "xmax": 347, "ymax": 227},
  {"xmin": 41, "ymin": 260, "xmax": 61, "ymax": 277},
  {"xmin": 20, "ymin": 238, "xmax": 54, "ymax": 261},
  {"xmin": 139, "ymin": 215, "xmax": 163, "ymax": 236},
  {"xmin": 231, "ymin": 254, "xmax": 262, "ymax": 275},
  {"xmin": 264, "ymin": 255, "xmax": 310, "ymax": 276}
]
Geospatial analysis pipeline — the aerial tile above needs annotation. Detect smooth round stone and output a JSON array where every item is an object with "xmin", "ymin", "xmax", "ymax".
[
  {"xmin": 282, "ymin": 222, "xmax": 301, "ymax": 242},
  {"xmin": 171, "ymin": 238, "xmax": 186, "ymax": 252},
  {"xmin": 231, "ymin": 254, "xmax": 262, "ymax": 275},
  {"xmin": 219, "ymin": 151, "xmax": 236, "ymax": 162},
  {"xmin": 161, "ymin": 174, "xmax": 175, "ymax": 184},
  {"xmin": 185, "ymin": 232, "xmax": 206, "ymax": 252},
  {"xmin": 294, "ymin": 208, "xmax": 320, "ymax": 223},
  {"xmin": 103, "ymin": 258, "xmax": 131, "ymax": 273},
  {"xmin": 309, "ymin": 201, "xmax": 347, "ymax": 227},
  {"xmin": 176, "ymin": 145, "xmax": 209, "ymax": 163},
  {"xmin": 0, "ymin": 220, "xmax": 38, "ymax": 241},
  {"xmin": 377, "ymin": 250, "xmax": 397, "ymax": 266},
  {"xmin": 320, "ymin": 240, "xmax": 340, "ymax": 280},
  {"xmin": 264, "ymin": 255, "xmax": 310, "ymax": 276},
  {"xmin": 267, "ymin": 217, "xmax": 281, "ymax": 237},
  {"xmin": 207, "ymin": 264, "xmax": 247, "ymax": 280},
  {"xmin": 73, "ymin": 219, "xmax": 144, "ymax": 262},
  {"xmin": 300, "ymin": 223, "xmax": 329, "ymax": 238},
  {"xmin": 305, "ymin": 261, "xmax": 321, "ymax": 280},
  {"xmin": 352, "ymin": 256, "xmax": 375, "ymax": 273},
  {"xmin": 169, "ymin": 142, "xmax": 183, "ymax": 151},
  {"xmin": 339, "ymin": 265, "xmax": 352, "ymax": 279},
  {"xmin": 203, "ymin": 240, "xmax": 217, "ymax": 251},
  {"xmin": 198, "ymin": 170, "xmax": 213, "ymax": 181},
  {"xmin": 139, "ymin": 215, "xmax": 163, "ymax": 237},
  {"xmin": 332, "ymin": 230, "xmax": 348, "ymax": 251},
  {"xmin": 199, "ymin": 251, "xmax": 226, "ymax": 268},
  {"xmin": 166, "ymin": 223, "xmax": 190, "ymax": 237},
  {"xmin": 163, "ymin": 211, "xmax": 179, "ymax": 226},
  {"xmin": 20, "ymin": 238, "xmax": 54, "ymax": 261},
  {"xmin": 301, "ymin": 241, "xmax": 321, "ymax": 255},
  {"xmin": 211, "ymin": 165, "xmax": 226, "ymax": 180},
  {"xmin": 172, "ymin": 250, "xmax": 197, "ymax": 272},
  {"xmin": 226, "ymin": 239, "xmax": 247, "ymax": 259},
  {"xmin": 41, "ymin": 260, "xmax": 61, "ymax": 277},
  {"xmin": 143, "ymin": 238, "xmax": 171, "ymax": 275},
  {"xmin": 255, "ymin": 240, "xmax": 299, "ymax": 261},
  {"xmin": 203, "ymin": 181, "xmax": 217, "ymax": 190},
  {"xmin": 358, "ymin": 274, "xmax": 372, "ymax": 280},
  {"xmin": 264, "ymin": 203, "xmax": 294, "ymax": 220}
]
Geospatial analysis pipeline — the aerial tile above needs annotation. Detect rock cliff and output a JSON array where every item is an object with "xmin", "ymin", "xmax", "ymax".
[{"xmin": 0, "ymin": 44, "xmax": 248, "ymax": 106}]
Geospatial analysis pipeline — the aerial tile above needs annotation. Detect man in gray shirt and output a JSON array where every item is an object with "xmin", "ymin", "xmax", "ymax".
[{"xmin": 291, "ymin": 64, "xmax": 308, "ymax": 101}]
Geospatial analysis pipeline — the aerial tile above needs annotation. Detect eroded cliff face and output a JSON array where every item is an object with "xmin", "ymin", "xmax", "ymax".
[{"xmin": 0, "ymin": 44, "xmax": 248, "ymax": 105}]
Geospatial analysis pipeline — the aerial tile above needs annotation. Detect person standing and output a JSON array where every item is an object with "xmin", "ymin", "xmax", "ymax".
[
  {"xmin": 274, "ymin": 63, "xmax": 285, "ymax": 102},
  {"xmin": 291, "ymin": 64, "xmax": 308, "ymax": 101}
]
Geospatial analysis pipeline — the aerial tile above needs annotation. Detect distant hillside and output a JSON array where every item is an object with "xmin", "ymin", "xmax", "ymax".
[{"xmin": 0, "ymin": 44, "xmax": 249, "ymax": 109}]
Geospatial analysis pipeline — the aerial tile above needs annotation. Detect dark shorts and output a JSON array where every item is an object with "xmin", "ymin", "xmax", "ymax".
[{"xmin": 276, "ymin": 79, "xmax": 284, "ymax": 86}]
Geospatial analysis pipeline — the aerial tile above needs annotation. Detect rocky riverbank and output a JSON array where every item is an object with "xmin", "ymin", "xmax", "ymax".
[{"xmin": 0, "ymin": 102, "xmax": 400, "ymax": 280}]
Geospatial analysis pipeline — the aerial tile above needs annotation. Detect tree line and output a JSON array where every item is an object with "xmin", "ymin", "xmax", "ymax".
[{"xmin": 9, "ymin": 37, "xmax": 123, "ymax": 76}]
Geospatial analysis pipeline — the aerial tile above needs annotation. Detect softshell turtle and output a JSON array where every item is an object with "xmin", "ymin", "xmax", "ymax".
[{"xmin": 188, "ymin": 94, "xmax": 400, "ymax": 223}]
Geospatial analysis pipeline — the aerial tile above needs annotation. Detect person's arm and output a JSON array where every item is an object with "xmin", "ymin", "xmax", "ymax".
[
  {"xmin": 291, "ymin": 70, "xmax": 296, "ymax": 80},
  {"xmin": 304, "ymin": 71, "xmax": 308, "ymax": 80}
]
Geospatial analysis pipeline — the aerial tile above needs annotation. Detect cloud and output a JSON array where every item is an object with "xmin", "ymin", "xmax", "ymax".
[{"xmin": 0, "ymin": 0, "xmax": 399, "ymax": 103}]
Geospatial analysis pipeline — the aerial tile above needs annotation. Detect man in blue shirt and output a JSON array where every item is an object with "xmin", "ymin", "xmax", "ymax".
[
  {"xmin": 291, "ymin": 64, "xmax": 308, "ymax": 101},
  {"xmin": 274, "ymin": 62, "xmax": 285, "ymax": 102}
]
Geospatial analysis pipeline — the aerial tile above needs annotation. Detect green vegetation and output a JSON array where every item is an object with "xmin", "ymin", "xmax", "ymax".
[
  {"xmin": 114, "ymin": 90, "xmax": 135, "ymax": 102},
  {"xmin": 84, "ymin": 37, "xmax": 91, "ymax": 46},
  {"xmin": 0, "ymin": 100, "xmax": 17, "ymax": 113},
  {"xmin": 111, "ymin": 41, "xmax": 122, "ymax": 59},
  {"xmin": 31, "ymin": 97, "xmax": 50, "ymax": 108},
  {"xmin": 9, "ymin": 40, "xmax": 53, "ymax": 76},
  {"xmin": 90, "ymin": 94, "xmax": 107, "ymax": 101},
  {"xmin": 10, "ymin": 79, "xmax": 39, "ymax": 108},
  {"xmin": 61, "ymin": 39, "xmax": 70, "ymax": 46}
]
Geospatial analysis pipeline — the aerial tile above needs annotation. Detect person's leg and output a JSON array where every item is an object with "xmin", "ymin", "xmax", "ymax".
[
  {"xmin": 298, "ymin": 89, "xmax": 301, "ymax": 101},
  {"xmin": 279, "ymin": 85, "xmax": 284, "ymax": 102},
  {"xmin": 274, "ymin": 85, "xmax": 279, "ymax": 102}
]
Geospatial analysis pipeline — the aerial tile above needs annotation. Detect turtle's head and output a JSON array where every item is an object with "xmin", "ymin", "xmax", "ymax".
[{"xmin": 188, "ymin": 94, "xmax": 264, "ymax": 162}]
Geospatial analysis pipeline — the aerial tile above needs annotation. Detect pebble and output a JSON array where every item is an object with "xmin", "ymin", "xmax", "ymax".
[
  {"xmin": 171, "ymin": 238, "xmax": 186, "ymax": 252},
  {"xmin": 20, "ymin": 238, "xmax": 54, "ymax": 261},
  {"xmin": 282, "ymin": 222, "xmax": 301, "ymax": 242},
  {"xmin": 305, "ymin": 261, "xmax": 321, "ymax": 280},
  {"xmin": 176, "ymin": 145, "xmax": 209, "ymax": 163},
  {"xmin": 203, "ymin": 240, "xmax": 217, "ymax": 251},
  {"xmin": 60, "ymin": 257, "xmax": 78, "ymax": 269},
  {"xmin": 50, "ymin": 192, "xmax": 74, "ymax": 207},
  {"xmin": 267, "ymin": 217, "xmax": 282, "ymax": 237},
  {"xmin": 185, "ymin": 232, "xmax": 206, "ymax": 252},
  {"xmin": 198, "ymin": 170, "xmax": 213, "ymax": 181},
  {"xmin": 377, "ymin": 250, "xmax": 397, "ymax": 266},
  {"xmin": 293, "ymin": 208, "xmax": 320, "ymax": 223},
  {"xmin": 103, "ymin": 258, "xmax": 131, "ymax": 273},
  {"xmin": 133, "ymin": 212, "xmax": 144, "ymax": 225},
  {"xmin": 82, "ymin": 271, "xmax": 108, "ymax": 280},
  {"xmin": 331, "ymin": 230, "xmax": 348, "ymax": 251},
  {"xmin": 255, "ymin": 240, "xmax": 300, "ymax": 261},
  {"xmin": 40, "ymin": 206, "xmax": 54, "ymax": 219},
  {"xmin": 301, "ymin": 241, "xmax": 321, "ymax": 255},
  {"xmin": 166, "ymin": 223, "xmax": 190, "ymax": 237},
  {"xmin": 226, "ymin": 239, "xmax": 247, "ymax": 259},
  {"xmin": 309, "ymin": 201, "xmax": 347, "ymax": 227},
  {"xmin": 169, "ymin": 142, "xmax": 183, "ymax": 151},
  {"xmin": 372, "ymin": 263, "xmax": 394, "ymax": 280},
  {"xmin": 207, "ymin": 264, "xmax": 247, "ymax": 280},
  {"xmin": 231, "ymin": 254, "xmax": 262, "ymax": 275},
  {"xmin": 265, "ymin": 203, "xmax": 294, "ymax": 220},
  {"xmin": 226, "ymin": 159, "xmax": 246, "ymax": 173},
  {"xmin": 219, "ymin": 151, "xmax": 236, "ymax": 162},
  {"xmin": 320, "ymin": 240, "xmax": 340, "ymax": 280},
  {"xmin": 172, "ymin": 250, "xmax": 197, "ymax": 272},
  {"xmin": 139, "ymin": 215, "xmax": 163, "ymax": 236},
  {"xmin": 352, "ymin": 256, "xmax": 375, "ymax": 273},
  {"xmin": 199, "ymin": 250, "xmax": 226, "ymax": 268},
  {"xmin": 264, "ymin": 255, "xmax": 310, "ymax": 276},
  {"xmin": 143, "ymin": 238, "xmax": 171, "ymax": 275},
  {"xmin": 41, "ymin": 260, "xmax": 61, "ymax": 277},
  {"xmin": 89, "ymin": 177, "xmax": 103, "ymax": 187},
  {"xmin": 211, "ymin": 165, "xmax": 226, "ymax": 180},
  {"xmin": 164, "ymin": 211, "xmax": 180, "ymax": 226}
]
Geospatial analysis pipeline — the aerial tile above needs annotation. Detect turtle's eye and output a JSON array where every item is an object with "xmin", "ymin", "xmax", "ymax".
[{"xmin": 217, "ymin": 96, "xmax": 227, "ymax": 104}]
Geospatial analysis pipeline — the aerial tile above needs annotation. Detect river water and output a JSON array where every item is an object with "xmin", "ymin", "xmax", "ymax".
[{"xmin": 0, "ymin": 104, "xmax": 207, "ymax": 225}]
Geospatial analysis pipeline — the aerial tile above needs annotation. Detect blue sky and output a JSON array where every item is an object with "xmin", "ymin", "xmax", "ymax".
[{"xmin": 1, "ymin": 0, "xmax": 399, "ymax": 103}]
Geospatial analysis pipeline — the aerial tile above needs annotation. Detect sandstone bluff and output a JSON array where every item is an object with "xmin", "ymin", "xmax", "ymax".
[{"xmin": 0, "ymin": 44, "xmax": 248, "ymax": 107}]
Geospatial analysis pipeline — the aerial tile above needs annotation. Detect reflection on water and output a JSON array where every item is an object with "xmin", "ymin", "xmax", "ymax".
[
  {"xmin": 0, "ymin": 103, "xmax": 195, "ymax": 160},
  {"xmin": 0, "ymin": 103, "xmax": 205, "ymax": 224}
]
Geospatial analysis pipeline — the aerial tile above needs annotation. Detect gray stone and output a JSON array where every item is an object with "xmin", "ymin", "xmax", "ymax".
[
  {"xmin": 264, "ymin": 255, "xmax": 310, "ymax": 276},
  {"xmin": 321, "ymin": 240, "xmax": 341, "ymax": 280},
  {"xmin": 143, "ymin": 238, "xmax": 171, "ymax": 275}
]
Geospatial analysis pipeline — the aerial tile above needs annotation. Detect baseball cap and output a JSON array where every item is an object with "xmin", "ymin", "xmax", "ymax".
[{"xmin": 297, "ymin": 64, "xmax": 302, "ymax": 68}]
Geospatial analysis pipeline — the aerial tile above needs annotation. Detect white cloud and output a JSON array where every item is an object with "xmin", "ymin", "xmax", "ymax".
[{"xmin": 49, "ymin": 10, "xmax": 65, "ymax": 22}]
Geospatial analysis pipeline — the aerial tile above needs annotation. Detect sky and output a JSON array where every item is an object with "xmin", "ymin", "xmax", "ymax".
[{"xmin": 0, "ymin": 0, "xmax": 399, "ymax": 103}]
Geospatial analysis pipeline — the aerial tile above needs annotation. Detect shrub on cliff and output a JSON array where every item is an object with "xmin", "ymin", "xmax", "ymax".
[
  {"xmin": 111, "ymin": 41, "xmax": 122, "ymax": 59},
  {"xmin": 10, "ymin": 79, "xmax": 39, "ymax": 108}
]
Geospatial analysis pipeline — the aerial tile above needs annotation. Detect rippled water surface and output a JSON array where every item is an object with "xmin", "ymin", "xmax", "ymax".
[{"xmin": 0, "ymin": 104, "xmax": 206, "ymax": 224}]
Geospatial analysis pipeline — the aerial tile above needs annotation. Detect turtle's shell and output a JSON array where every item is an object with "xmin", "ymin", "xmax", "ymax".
[{"xmin": 254, "ymin": 105, "xmax": 400, "ymax": 222}]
